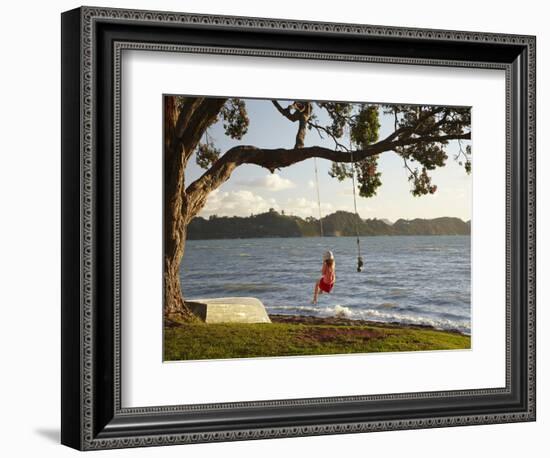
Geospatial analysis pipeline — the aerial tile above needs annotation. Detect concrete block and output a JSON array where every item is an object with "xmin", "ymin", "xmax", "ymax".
[{"xmin": 186, "ymin": 297, "xmax": 272, "ymax": 324}]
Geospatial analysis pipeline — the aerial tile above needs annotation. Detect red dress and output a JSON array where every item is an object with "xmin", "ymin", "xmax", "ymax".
[{"xmin": 319, "ymin": 263, "xmax": 335, "ymax": 293}]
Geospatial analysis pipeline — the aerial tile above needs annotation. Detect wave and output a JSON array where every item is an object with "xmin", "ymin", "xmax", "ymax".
[
  {"xmin": 267, "ymin": 304, "xmax": 470, "ymax": 334},
  {"xmin": 322, "ymin": 306, "xmax": 470, "ymax": 334},
  {"xmin": 267, "ymin": 304, "xmax": 320, "ymax": 314}
]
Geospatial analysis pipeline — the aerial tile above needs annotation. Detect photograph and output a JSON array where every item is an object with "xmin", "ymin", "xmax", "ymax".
[
  {"xmin": 56, "ymin": 3, "xmax": 537, "ymax": 452},
  {"xmin": 163, "ymin": 95, "xmax": 473, "ymax": 361}
]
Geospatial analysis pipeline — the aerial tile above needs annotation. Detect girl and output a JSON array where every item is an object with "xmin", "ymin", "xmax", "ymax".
[{"xmin": 312, "ymin": 251, "xmax": 336, "ymax": 304}]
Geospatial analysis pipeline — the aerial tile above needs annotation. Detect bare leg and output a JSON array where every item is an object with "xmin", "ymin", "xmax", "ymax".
[{"xmin": 312, "ymin": 281, "xmax": 320, "ymax": 304}]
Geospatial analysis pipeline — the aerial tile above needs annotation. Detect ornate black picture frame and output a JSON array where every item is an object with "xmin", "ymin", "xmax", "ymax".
[{"xmin": 61, "ymin": 6, "xmax": 536, "ymax": 450}]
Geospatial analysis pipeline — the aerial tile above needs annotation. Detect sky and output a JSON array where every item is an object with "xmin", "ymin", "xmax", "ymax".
[{"xmin": 183, "ymin": 98, "xmax": 472, "ymax": 223}]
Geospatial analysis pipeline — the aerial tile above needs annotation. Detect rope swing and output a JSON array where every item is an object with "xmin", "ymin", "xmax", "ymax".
[
  {"xmin": 349, "ymin": 147, "xmax": 364, "ymax": 272},
  {"xmin": 311, "ymin": 140, "xmax": 364, "ymax": 273},
  {"xmin": 313, "ymin": 157, "xmax": 324, "ymax": 237}
]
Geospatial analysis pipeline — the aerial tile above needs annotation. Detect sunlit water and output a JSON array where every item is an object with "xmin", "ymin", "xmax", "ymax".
[{"xmin": 180, "ymin": 236, "xmax": 471, "ymax": 334}]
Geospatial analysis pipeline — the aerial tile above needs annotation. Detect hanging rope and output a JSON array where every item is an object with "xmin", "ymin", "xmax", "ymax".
[
  {"xmin": 312, "ymin": 140, "xmax": 363, "ymax": 272},
  {"xmin": 350, "ymin": 143, "xmax": 364, "ymax": 272},
  {"xmin": 313, "ymin": 157, "xmax": 324, "ymax": 237}
]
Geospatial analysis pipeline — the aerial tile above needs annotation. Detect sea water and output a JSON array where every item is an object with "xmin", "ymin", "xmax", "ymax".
[{"xmin": 179, "ymin": 235, "xmax": 471, "ymax": 334}]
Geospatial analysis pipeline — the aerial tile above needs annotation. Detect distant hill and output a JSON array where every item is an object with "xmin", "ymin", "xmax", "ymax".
[{"xmin": 187, "ymin": 210, "xmax": 470, "ymax": 240}]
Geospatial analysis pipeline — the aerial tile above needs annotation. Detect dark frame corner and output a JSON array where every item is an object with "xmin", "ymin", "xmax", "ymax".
[{"xmin": 61, "ymin": 5, "xmax": 536, "ymax": 450}]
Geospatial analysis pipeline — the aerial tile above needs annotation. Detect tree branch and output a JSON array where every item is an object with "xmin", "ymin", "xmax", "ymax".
[
  {"xmin": 382, "ymin": 106, "xmax": 447, "ymax": 144},
  {"xmin": 175, "ymin": 97, "xmax": 228, "ymax": 164},
  {"xmin": 308, "ymin": 122, "xmax": 350, "ymax": 151},
  {"xmin": 271, "ymin": 100, "xmax": 300, "ymax": 122},
  {"xmin": 184, "ymin": 131, "xmax": 471, "ymax": 218},
  {"xmin": 272, "ymin": 100, "xmax": 312, "ymax": 148}
]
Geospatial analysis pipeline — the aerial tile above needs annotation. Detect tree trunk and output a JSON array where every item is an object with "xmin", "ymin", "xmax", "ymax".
[
  {"xmin": 163, "ymin": 96, "xmax": 227, "ymax": 319},
  {"xmin": 164, "ymin": 223, "xmax": 189, "ymax": 317},
  {"xmin": 163, "ymin": 96, "xmax": 192, "ymax": 318}
]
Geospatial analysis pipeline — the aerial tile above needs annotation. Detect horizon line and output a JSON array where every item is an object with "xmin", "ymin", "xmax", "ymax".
[{"xmin": 197, "ymin": 209, "xmax": 471, "ymax": 224}]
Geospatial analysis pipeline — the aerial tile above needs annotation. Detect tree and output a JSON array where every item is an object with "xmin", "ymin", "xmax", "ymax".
[{"xmin": 164, "ymin": 96, "xmax": 471, "ymax": 317}]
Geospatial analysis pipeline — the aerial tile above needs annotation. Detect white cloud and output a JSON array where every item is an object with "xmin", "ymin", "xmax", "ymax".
[
  {"xmin": 198, "ymin": 190, "xmax": 339, "ymax": 219},
  {"xmin": 238, "ymin": 173, "xmax": 295, "ymax": 191},
  {"xmin": 199, "ymin": 189, "xmax": 279, "ymax": 217},
  {"xmin": 284, "ymin": 197, "xmax": 333, "ymax": 218}
]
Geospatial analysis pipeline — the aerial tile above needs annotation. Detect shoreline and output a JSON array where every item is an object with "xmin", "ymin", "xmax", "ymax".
[
  {"xmin": 268, "ymin": 313, "xmax": 469, "ymax": 336},
  {"xmin": 187, "ymin": 233, "xmax": 470, "ymax": 241}
]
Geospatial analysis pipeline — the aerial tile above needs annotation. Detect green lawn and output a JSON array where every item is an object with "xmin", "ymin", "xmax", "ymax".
[{"xmin": 163, "ymin": 320, "xmax": 470, "ymax": 361}]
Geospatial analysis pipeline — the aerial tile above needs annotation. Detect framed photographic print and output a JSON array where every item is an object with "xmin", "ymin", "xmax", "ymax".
[{"xmin": 61, "ymin": 6, "xmax": 536, "ymax": 450}]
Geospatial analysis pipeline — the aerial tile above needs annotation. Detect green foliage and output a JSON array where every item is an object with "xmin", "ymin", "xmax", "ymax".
[
  {"xmin": 385, "ymin": 105, "xmax": 471, "ymax": 195},
  {"xmin": 350, "ymin": 105, "xmax": 380, "ymax": 148},
  {"xmin": 349, "ymin": 106, "xmax": 381, "ymax": 198},
  {"xmin": 328, "ymin": 162, "xmax": 354, "ymax": 180},
  {"xmin": 464, "ymin": 145, "xmax": 472, "ymax": 174},
  {"xmin": 391, "ymin": 217, "xmax": 470, "ymax": 235},
  {"xmin": 195, "ymin": 141, "xmax": 221, "ymax": 169},
  {"xmin": 356, "ymin": 156, "xmax": 382, "ymax": 198},
  {"xmin": 187, "ymin": 209, "xmax": 471, "ymax": 239},
  {"xmin": 220, "ymin": 98, "xmax": 249, "ymax": 139},
  {"xmin": 326, "ymin": 104, "xmax": 382, "ymax": 197},
  {"xmin": 408, "ymin": 166, "xmax": 437, "ymax": 196}
]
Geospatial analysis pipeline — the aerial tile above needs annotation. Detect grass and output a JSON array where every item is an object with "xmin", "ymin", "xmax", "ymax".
[{"xmin": 163, "ymin": 319, "xmax": 470, "ymax": 361}]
